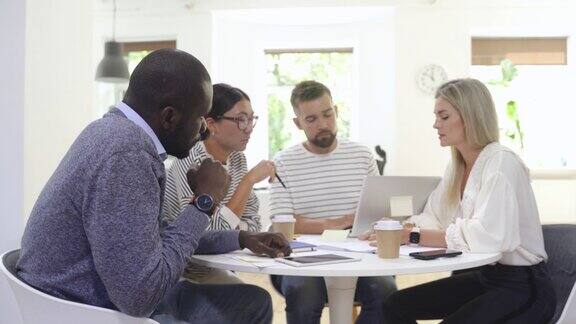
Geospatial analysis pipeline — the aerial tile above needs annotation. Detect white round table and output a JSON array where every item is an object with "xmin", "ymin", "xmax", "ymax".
[{"xmin": 191, "ymin": 250, "xmax": 500, "ymax": 324}]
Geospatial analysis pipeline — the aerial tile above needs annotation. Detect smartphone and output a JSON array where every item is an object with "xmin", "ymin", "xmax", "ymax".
[
  {"xmin": 275, "ymin": 254, "xmax": 361, "ymax": 267},
  {"xmin": 409, "ymin": 249, "xmax": 462, "ymax": 260}
]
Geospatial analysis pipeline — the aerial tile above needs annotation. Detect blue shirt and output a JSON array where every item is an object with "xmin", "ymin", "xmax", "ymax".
[{"xmin": 116, "ymin": 101, "xmax": 167, "ymax": 159}]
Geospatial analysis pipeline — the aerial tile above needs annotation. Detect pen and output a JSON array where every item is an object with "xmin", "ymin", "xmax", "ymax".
[{"xmin": 275, "ymin": 172, "xmax": 287, "ymax": 189}]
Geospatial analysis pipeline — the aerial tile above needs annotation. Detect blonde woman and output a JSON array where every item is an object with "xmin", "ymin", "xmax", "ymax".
[{"xmin": 380, "ymin": 79, "xmax": 556, "ymax": 323}]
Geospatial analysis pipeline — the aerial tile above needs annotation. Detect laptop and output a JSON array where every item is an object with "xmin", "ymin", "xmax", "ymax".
[{"xmin": 349, "ymin": 176, "xmax": 442, "ymax": 237}]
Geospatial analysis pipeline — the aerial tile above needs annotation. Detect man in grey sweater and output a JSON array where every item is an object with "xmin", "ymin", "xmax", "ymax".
[{"xmin": 17, "ymin": 49, "xmax": 290, "ymax": 324}]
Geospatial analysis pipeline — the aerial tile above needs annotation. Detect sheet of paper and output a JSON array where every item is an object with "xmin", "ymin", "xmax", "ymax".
[
  {"xmin": 233, "ymin": 255, "xmax": 272, "ymax": 263},
  {"xmin": 299, "ymin": 236, "xmax": 445, "ymax": 256},
  {"xmin": 298, "ymin": 236, "xmax": 376, "ymax": 253},
  {"xmin": 319, "ymin": 241, "xmax": 376, "ymax": 253},
  {"xmin": 321, "ymin": 229, "xmax": 350, "ymax": 242},
  {"xmin": 390, "ymin": 196, "xmax": 413, "ymax": 217}
]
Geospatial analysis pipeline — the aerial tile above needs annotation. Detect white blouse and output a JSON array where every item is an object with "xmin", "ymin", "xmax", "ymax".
[{"xmin": 407, "ymin": 142, "xmax": 547, "ymax": 266}]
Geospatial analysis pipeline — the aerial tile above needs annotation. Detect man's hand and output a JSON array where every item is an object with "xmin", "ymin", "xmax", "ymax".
[
  {"xmin": 334, "ymin": 214, "xmax": 355, "ymax": 230},
  {"xmin": 238, "ymin": 231, "xmax": 292, "ymax": 258},
  {"xmin": 187, "ymin": 159, "xmax": 230, "ymax": 206},
  {"xmin": 294, "ymin": 214, "xmax": 355, "ymax": 234},
  {"xmin": 358, "ymin": 229, "xmax": 375, "ymax": 241}
]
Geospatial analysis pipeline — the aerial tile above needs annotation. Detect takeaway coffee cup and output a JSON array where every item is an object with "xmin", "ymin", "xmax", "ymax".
[
  {"xmin": 272, "ymin": 214, "xmax": 296, "ymax": 241},
  {"xmin": 374, "ymin": 220, "xmax": 403, "ymax": 259}
]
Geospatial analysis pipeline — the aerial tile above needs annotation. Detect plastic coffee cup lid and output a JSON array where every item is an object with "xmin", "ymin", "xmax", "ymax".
[
  {"xmin": 273, "ymin": 214, "xmax": 295, "ymax": 222},
  {"xmin": 374, "ymin": 220, "xmax": 403, "ymax": 230}
]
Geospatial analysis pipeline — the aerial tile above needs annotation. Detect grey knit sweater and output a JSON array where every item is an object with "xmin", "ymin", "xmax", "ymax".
[{"xmin": 17, "ymin": 108, "xmax": 240, "ymax": 317}]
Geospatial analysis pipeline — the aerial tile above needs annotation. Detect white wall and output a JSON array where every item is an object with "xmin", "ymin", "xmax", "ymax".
[
  {"xmin": 93, "ymin": 8, "xmax": 214, "ymax": 79},
  {"xmin": 393, "ymin": 2, "xmax": 576, "ymax": 176},
  {"xmin": 212, "ymin": 7, "xmax": 396, "ymax": 168},
  {"xmin": 24, "ymin": 0, "xmax": 94, "ymax": 219},
  {"xmin": 1, "ymin": 0, "xmax": 92, "ymax": 320},
  {"xmin": 392, "ymin": 2, "xmax": 576, "ymax": 223},
  {"xmin": 94, "ymin": 0, "xmax": 576, "ymax": 223},
  {"xmin": 94, "ymin": 6, "xmax": 397, "ymax": 170},
  {"xmin": 0, "ymin": 1, "xmax": 25, "ymax": 322}
]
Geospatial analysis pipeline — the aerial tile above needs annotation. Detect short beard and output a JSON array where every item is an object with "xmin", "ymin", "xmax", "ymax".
[
  {"xmin": 163, "ymin": 128, "xmax": 196, "ymax": 160},
  {"xmin": 309, "ymin": 132, "xmax": 336, "ymax": 148}
]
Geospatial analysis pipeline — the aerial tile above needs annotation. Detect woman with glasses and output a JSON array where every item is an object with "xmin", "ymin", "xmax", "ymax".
[{"xmin": 162, "ymin": 83, "xmax": 275, "ymax": 284}]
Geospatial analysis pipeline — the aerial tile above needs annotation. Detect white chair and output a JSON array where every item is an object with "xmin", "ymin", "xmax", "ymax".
[
  {"xmin": 1, "ymin": 249, "xmax": 158, "ymax": 324},
  {"xmin": 556, "ymin": 280, "xmax": 576, "ymax": 324}
]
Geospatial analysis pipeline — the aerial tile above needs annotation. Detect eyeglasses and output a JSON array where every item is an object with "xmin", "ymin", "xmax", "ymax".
[{"xmin": 216, "ymin": 115, "xmax": 259, "ymax": 131}]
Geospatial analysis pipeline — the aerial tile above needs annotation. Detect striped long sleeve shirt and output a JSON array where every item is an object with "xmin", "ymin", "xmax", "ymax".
[
  {"xmin": 269, "ymin": 139, "xmax": 378, "ymax": 220},
  {"xmin": 162, "ymin": 141, "xmax": 261, "ymax": 279}
]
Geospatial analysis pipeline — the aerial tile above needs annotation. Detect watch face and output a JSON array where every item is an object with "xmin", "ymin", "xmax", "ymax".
[
  {"xmin": 409, "ymin": 231, "xmax": 421, "ymax": 244},
  {"xmin": 196, "ymin": 194, "xmax": 214, "ymax": 212}
]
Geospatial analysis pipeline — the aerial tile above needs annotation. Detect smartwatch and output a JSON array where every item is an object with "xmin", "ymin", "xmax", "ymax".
[
  {"xmin": 191, "ymin": 194, "xmax": 215, "ymax": 215},
  {"xmin": 409, "ymin": 227, "xmax": 421, "ymax": 247}
]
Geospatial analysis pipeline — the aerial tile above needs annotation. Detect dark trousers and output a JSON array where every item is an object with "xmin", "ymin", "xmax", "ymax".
[
  {"xmin": 271, "ymin": 275, "xmax": 397, "ymax": 324},
  {"xmin": 151, "ymin": 280, "xmax": 272, "ymax": 324},
  {"xmin": 383, "ymin": 263, "xmax": 556, "ymax": 324}
]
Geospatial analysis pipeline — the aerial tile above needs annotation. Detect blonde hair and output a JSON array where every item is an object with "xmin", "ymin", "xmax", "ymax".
[{"xmin": 435, "ymin": 78, "xmax": 499, "ymax": 210}]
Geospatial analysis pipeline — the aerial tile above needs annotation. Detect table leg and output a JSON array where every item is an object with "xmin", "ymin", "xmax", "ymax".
[{"xmin": 324, "ymin": 276, "xmax": 358, "ymax": 324}]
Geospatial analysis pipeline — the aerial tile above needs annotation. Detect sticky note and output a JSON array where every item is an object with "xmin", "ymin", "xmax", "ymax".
[
  {"xmin": 321, "ymin": 229, "xmax": 350, "ymax": 242},
  {"xmin": 390, "ymin": 196, "xmax": 413, "ymax": 217}
]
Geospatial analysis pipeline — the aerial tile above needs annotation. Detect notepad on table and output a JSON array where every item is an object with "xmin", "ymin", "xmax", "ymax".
[
  {"xmin": 320, "ymin": 229, "xmax": 350, "ymax": 241},
  {"xmin": 289, "ymin": 241, "xmax": 317, "ymax": 253},
  {"xmin": 297, "ymin": 236, "xmax": 376, "ymax": 253}
]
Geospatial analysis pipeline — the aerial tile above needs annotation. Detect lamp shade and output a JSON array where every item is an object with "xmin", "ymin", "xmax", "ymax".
[{"xmin": 95, "ymin": 41, "xmax": 130, "ymax": 83}]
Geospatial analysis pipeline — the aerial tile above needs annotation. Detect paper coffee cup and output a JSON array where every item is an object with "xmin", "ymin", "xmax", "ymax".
[
  {"xmin": 374, "ymin": 220, "xmax": 403, "ymax": 259},
  {"xmin": 272, "ymin": 215, "xmax": 296, "ymax": 241}
]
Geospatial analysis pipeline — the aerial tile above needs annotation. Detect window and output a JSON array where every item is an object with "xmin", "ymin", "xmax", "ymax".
[
  {"xmin": 122, "ymin": 40, "xmax": 177, "ymax": 72},
  {"xmin": 471, "ymin": 37, "xmax": 567, "ymax": 65},
  {"xmin": 470, "ymin": 37, "xmax": 574, "ymax": 169},
  {"xmin": 265, "ymin": 48, "xmax": 354, "ymax": 158}
]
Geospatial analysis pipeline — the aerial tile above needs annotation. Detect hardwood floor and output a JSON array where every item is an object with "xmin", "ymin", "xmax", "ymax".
[{"xmin": 237, "ymin": 272, "xmax": 449, "ymax": 324}]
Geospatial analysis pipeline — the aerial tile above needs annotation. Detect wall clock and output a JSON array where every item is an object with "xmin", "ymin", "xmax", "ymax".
[{"xmin": 416, "ymin": 64, "xmax": 448, "ymax": 95}]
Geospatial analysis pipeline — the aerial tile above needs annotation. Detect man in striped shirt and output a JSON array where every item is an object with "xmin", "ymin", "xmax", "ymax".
[{"xmin": 269, "ymin": 81, "xmax": 397, "ymax": 324}]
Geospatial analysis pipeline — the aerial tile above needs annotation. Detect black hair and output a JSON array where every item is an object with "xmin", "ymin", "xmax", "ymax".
[
  {"xmin": 123, "ymin": 49, "xmax": 211, "ymax": 119},
  {"xmin": 206, "ymin": 83, "xmax": 251, "ymax": 119}
]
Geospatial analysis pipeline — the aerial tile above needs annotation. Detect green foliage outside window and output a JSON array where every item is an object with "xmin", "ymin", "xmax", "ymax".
[
  {"xmin": 125, "ymin": 51, "xmax": 150, "ymax": 73},
  {"xmin": 488, "ymin": 59, "xmax": 524, "ymax": 150},
  {"xmin": 268, "ymin": 94, "xmax": 292, "ymax": 159}
]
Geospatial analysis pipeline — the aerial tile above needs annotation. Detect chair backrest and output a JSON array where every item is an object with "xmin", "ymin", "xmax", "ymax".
[
  {"xmin": 1, "ymin": 250, "xmax": 158, "ymax": 324},
  {"xmin": 375, "ymin": 145, "xmax": 387, "ymax": 175},
  {"xmin": 542, "ymin": 224, "xmax": 576, "ymax": 323}
]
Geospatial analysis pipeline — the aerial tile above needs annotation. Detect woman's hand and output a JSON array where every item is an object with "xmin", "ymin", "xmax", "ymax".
[
  {"xmin": 359, "ymin": 223, "xmax": 416, "ymax": 247},
  {"xmin": 358, "ymin": 229, "xmax": 375, "ymax": 241},
  {"xmin": 358, "ymin": 229, "xmax": 378, "ymax": 247},
  {"xmin": 401, "ymin": 223, "xmax": 415, "ymax": 244},
  {"xmin": 246, "ymin": 160, "xmax": 275, "ymax": 185}
]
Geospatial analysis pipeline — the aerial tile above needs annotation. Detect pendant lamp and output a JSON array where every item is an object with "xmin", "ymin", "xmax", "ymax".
[{"xmin": 95, "ymin": 0, "xmax": 129, "ymax": 83}]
